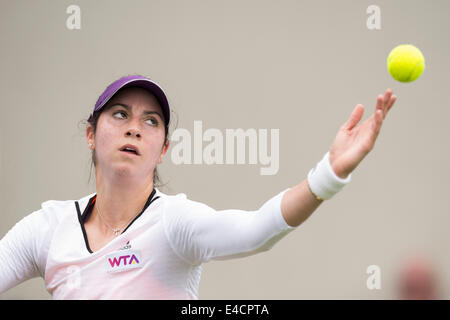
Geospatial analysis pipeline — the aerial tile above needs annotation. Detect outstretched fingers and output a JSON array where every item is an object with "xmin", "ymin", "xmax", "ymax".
[
  {"xmin": 345, "ymin": 89, "xmax": 397, "ymax": 134},
  {"xmin": 383, "ymin": 89, "xmax": 392, "ymax": 106},
  {"xmin": 345, "ymin": 104, "xmax": 364, "ymax": 131},
  {"xmin": 386, "ymin": 94, "xmax": 397, "ymax": 114},
  {"xmin": 376, "ymin": 94, "xmax": 384, "ymax": 118},
  {"xmin": 372, "ymin": 108, "xmax": 383, "ymax": 136},
  {"xmin": 379, "ymin": 89, "xmax": 397, "ymax": 119}
]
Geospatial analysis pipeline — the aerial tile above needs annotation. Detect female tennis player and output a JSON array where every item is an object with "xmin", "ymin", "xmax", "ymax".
[{"xmin": 0, "ymin": 74, "xmax": 397, "ymax": 299}]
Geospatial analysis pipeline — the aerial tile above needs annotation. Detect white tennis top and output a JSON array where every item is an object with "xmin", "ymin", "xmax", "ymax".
[{"xmin": 0, "ymin": 187, "xmax": 296, "ymax": 299}]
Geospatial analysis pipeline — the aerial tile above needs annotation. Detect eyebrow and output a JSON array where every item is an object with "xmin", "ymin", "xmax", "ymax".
[{"xmin": 111, "ymin": 103, "xmax": 164, "ymax": 121}]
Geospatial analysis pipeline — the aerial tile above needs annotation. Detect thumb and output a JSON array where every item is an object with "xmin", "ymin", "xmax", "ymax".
[{"xmin": 344, "ymin": 104, "xmax": 364, "ymax": 130}]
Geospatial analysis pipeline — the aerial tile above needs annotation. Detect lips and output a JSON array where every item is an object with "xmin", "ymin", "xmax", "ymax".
[{"xmin": 119, "ymin": 144, "xmax": 140, "ymax": 156}]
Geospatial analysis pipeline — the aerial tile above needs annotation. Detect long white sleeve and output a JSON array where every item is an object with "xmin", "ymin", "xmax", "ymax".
[
  {"xmin": 0, "ymin": 209, "xmax": 52, "ymax": 294},
  {"xmin": 163, "ymin": 188, "xmax": 296, "ymax": 266}
]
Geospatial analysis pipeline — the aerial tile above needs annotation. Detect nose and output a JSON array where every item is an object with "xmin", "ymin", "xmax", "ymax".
[{"xmin": 126, "ymin": 129, "xmax": 141, "ymax": 138}]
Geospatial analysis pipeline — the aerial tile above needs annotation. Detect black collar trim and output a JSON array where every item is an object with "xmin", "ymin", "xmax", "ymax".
[{"xmin": 75, "ymin": 189, "xmax": 160, "ymax": 254}]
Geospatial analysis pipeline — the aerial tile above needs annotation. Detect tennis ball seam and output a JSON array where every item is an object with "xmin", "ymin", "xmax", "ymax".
[{"xmin": 407, "ymin": 60, "xmax": 424, "ymax": 82}]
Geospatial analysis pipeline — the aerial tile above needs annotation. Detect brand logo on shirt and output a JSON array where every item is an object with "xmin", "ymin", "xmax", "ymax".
[
  {"xmin": 120, "ymin": 241, "xmax": 131, "ymax": 250},
  {"xmin": 106, "ymin": 250, "xmax": 142, "ymax": 273}
]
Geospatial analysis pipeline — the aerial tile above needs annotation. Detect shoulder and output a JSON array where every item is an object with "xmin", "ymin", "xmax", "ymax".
[
  {"xmin": 158, "ymin": 191, "xmax": 218, "ymax": 234},
  {"xmin": 21, "ymin": 193, "xmax": 96, "ymax": 230},
  {"xmin": 3, "ymin": 193, "xmax": 95, "ymax": 275},
  {"xmin": 25, "ymin": 193, "xmax": 95, "ymax": 252},
  {"xmin": 159, "ymin": 190, "xmax": 215, "ymax": 216},
  {"xmin": 38, "ymin": 193, "xmax": 95, "ymax": 220}
]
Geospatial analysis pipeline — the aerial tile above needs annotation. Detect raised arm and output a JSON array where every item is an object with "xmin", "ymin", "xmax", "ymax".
[{"xmin": 164, "ymin": 89, "xmax": 397, "ymax": 266}]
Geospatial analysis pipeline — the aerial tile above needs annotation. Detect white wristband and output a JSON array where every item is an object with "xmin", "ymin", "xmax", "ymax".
[{"xmin": 307, "ymin": 151, "xmax": 352, "ymax": 200}]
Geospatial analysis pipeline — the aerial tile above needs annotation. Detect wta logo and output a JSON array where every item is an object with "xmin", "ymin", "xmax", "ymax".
[{"xmin": 106, "ymin": 250, "xmax": 142, "ymax": 273}]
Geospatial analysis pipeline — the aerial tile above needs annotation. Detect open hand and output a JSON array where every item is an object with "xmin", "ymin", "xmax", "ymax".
[{"xmin": 329, "ymin": 89, "xmax": 397, "ymax": 178}]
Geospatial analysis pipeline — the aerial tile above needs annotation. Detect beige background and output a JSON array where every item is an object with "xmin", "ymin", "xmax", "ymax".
[{"xmin": 1, "ymin": 0, "xmax": 449, "ymax": 299}]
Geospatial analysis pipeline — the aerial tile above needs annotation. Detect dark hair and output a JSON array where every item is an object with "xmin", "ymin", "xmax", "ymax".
[{"xmin": 80, "ymin": 87, "xmax": 177, "ymax": 188}]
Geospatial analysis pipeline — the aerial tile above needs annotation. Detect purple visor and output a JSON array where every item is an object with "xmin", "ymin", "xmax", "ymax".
[{"xmin": 88, "ymin": 75, "xmax": 170, "ymax": 127}]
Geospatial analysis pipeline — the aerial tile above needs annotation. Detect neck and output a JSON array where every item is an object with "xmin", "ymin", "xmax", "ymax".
[{"xmin": 93, "ymin": 168, "xmax": 155, "ymax": 234}]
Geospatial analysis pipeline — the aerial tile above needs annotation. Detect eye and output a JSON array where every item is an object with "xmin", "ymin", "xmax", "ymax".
[
  {"xmin": 113, "ymin": 111, "xmax": 159, "ymax": 127},
  {"xmin": 146, "ymin": 117, "xmax": 159, "ymax": 126},
  {"xmin": 113, "ymin": 111, "xmax": 126, "ymax": 119}
]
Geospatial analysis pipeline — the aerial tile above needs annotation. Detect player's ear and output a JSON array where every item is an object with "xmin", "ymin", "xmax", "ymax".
[
  {"xmin": 86, "ymin": 124, "xmax": 95, "ymax": 149},
  {"xmin": 158, "ymin": 140, "xmax": 170, "ymax": 164}
]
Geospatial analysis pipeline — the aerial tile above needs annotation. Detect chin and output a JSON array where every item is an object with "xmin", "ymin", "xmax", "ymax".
[
  {"xmin": 114, "ymin": 163, "xmax": 154, "ymax": 178},
  {"xmin": 110, "ymin": 163, "xmax": 139, "ymax": 176}
]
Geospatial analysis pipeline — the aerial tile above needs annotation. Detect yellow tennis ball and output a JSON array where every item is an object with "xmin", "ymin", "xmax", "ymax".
[{"xmin": 387, "ymin": 44, "xmax": 425, "ymax": 82}]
